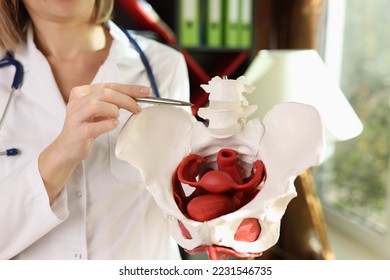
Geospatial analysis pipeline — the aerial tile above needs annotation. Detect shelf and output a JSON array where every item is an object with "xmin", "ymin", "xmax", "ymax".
[{"xmin": 114, "ymin": 0, "xmax": 253, "ymax": 115}]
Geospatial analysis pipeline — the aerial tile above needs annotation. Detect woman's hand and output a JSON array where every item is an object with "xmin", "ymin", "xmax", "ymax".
[
  {"xmin": 39, "ymin": 83, "xmax": 151, "ymax": 203},
  {"xmin": 58, "ymin": 83, "xmax": 151, "ymax": 163}
]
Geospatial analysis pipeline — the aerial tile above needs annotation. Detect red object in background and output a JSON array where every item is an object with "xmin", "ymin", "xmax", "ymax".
[{"xmin": 115, "ymin": 0, "xmax": 176, "ymax": 45}]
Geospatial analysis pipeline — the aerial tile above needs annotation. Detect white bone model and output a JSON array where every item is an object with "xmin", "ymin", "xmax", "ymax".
[{"xmin": 115, "ymin": 76, "xmax": 325, "ymax": 259}]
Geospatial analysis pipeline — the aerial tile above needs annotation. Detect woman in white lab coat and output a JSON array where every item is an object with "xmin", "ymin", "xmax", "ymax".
[{"xmin": 0, "ymin": 0, "xmax": 189, "ymax": 259}]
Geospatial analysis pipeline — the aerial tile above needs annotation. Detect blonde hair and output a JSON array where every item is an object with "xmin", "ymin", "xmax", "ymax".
[{"xmin": 0, "ymin": 0, "xmax": 114, "ymax": 51}]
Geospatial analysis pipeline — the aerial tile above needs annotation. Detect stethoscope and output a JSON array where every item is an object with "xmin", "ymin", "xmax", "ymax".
[{"xmin": 0, "ymin": 27, "xmax": 160, "ymax": 157}]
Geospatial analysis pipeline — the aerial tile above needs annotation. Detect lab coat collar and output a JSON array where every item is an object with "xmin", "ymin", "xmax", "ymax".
[
  {"xmin": 17, "ymin": 24, "xmax": 66, "ymax": 124},
  {"xmin": 13, "ymin": 24, "xmax": 36, "ymax": 73},
  {"xmin": 106, "ymin": 21, "xmax": 147, "ymax": 67}
]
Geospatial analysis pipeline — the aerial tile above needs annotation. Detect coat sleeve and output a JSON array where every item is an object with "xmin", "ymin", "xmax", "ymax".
[{"xmin": 0, "ymin": 158, "xmax": 68, "ymax": 259}]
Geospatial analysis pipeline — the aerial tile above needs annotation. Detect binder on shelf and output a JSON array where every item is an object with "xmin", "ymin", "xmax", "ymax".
[
  {"xmin": 223, "ymin": 0, "xmax": 240, "ymax": 48},
  {"xmin": 178, "ymin": 0, "xmax": 201, "ymax": 47},
  {"xmin": 206, "ymin": 0, "xmax": 223, "ymax": 48},
  {"xmin": 239, "ymin": 0, "xmax": 253, "ymax": 48}
]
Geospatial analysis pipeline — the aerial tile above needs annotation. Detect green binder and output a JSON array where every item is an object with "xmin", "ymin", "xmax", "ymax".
[
  {"xmin": 223, "ymin": 0, "xmax": 240, "ymax": 48},
  {"xmin": 179, "ymin": 0, "xmax": 201, "ymax": 47},
  {"xmin": 206, "ymin": 0, "xmax": 223, "ymax": 48},
  {"xmin": 239, "ymin": 0, "xmax": 253, "ymax": 48}
]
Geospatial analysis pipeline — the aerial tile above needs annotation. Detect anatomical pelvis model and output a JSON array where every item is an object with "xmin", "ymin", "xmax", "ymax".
[{"xmin": 116, "ymin": 76, "xmax": 325, "ymax": 259}]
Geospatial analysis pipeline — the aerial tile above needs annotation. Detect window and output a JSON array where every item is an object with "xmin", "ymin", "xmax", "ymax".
[{"xmin": 314, "ymin": 0, "xmax": 390, "ymax": 258}]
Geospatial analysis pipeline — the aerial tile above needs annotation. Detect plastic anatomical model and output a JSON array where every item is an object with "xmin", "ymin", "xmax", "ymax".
[{"xmin": 115, "ymin": 76, "xmax": 325, "ymax": 259}]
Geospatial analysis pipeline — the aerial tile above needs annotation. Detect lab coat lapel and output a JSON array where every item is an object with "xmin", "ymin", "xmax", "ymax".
[
  {"xmin": 106, "ymin": 22, "xmax": 150, "ymax": 86},
  {"xmin": 92, "ymin": 39, "xmax": 146, "ymax": 88},
  {"xmin": 20, "ymin": 27, "xmax": 66, "ymax": 125}
]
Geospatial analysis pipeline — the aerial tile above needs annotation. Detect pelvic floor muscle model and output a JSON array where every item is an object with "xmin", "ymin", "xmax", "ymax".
[{"xmin": 115, "ymin": 76, "xmax": 325, "ymax": 259}]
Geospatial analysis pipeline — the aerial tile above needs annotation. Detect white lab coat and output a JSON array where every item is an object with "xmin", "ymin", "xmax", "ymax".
[{"xmin": 0, "ymin": 21, "xmax": 189, "ymax": 259}]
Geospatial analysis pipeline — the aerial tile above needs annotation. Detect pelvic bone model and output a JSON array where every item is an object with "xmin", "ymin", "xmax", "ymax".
[{"xmin": 115, "ymin": 76, "xmax": 325, "ymax": 259}]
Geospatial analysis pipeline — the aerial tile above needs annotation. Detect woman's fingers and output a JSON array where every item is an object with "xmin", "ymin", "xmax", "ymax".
[
  {"xmin": 96, "ymin": 84, "xmax": 144, "ymax": 114},
  {"xmin": 69, "ymin": 83, "xmax": 152, "ymax": 116},
  {"xmin": 56, "ymin": 83, "xmax": 152, "ymax": 163},
  {"xmin": 75, "ymin": 99, "xmax": 120, "ymax": 123},
  {"xmin": 99, "ymin": 83, "xmax": 152, "ymax": 99},
  {"xmin": 64, "ymin": 82, "xmax": 152, "ymax": 142},
  {"xmin": 83, "ymin": 118, "xmax": 120, "ymax": 139}
]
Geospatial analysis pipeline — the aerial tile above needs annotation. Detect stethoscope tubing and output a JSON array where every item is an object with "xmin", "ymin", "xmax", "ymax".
[
  {"xmin": 0, "ymin": 51, "xmax": 24, "ymax": 90},
  {"xmin": 0, "ymin": 88, "xmax": 16, "ymax": 131},
  {"xmin": 0, "ymin": 51, "xmax": 24, "ymax": 131},
  {"xmin": 119, "ymin": 27, "xmax": 161, "ymax": 98}
]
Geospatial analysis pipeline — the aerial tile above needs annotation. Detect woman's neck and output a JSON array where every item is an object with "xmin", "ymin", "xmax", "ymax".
[
  {"xmin": 32, "ymin": 20, "xmax": 107, "ymax": 61},
  {"xmin": 30, "ymin": 20, "xmax": 113, "ymax": 102}
]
